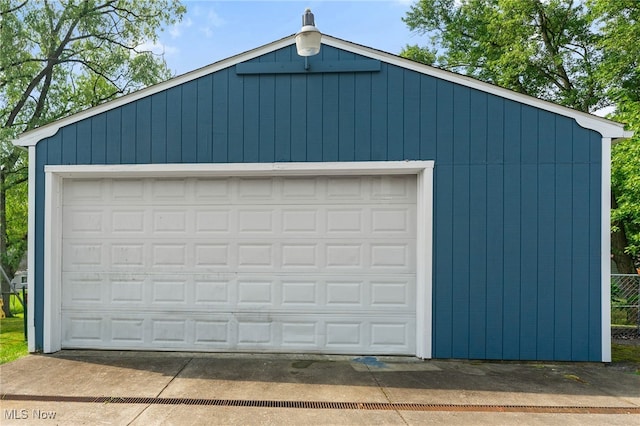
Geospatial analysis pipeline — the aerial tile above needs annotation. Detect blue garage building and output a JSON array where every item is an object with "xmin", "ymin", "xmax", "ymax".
[{"xmin": 13, "ymin": 33, "xmax": 631, "ymax": 361}]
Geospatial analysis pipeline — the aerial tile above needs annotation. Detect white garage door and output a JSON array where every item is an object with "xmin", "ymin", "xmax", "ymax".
[{"xmin": 61, "ymin": 175, "xmax": 417, "ymax": 354}]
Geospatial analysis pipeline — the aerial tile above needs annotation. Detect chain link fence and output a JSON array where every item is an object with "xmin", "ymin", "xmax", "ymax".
[{"xmin": 611, "ymin": 274, "xmax": 640, "ymax": 339}]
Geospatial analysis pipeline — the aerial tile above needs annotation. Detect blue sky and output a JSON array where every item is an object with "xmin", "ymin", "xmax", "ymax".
[{"xmin": 149, "ymin": 0, "xmax": 419, "ymax": 76}]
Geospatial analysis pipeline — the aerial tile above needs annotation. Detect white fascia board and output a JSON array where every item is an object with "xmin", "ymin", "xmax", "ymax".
[
  {"xmin": 13, "ymin": 37, "xmax": 297, "ymax": 147},
  {"xmin": 323, "ymin": 37, "xmax": 630, "ymax": 140}
]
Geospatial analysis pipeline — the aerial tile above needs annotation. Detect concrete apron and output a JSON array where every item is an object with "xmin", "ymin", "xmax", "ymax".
[{"xmin": 1, "ymin": 351, "xmax": 639, "ymax": 425}]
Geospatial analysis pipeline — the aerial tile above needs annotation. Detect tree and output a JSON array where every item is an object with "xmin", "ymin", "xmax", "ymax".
[
  {"xmin": 593, "ymin": 0, "xmax": 640, "ymax": 272},
  {"xmin": 401, "ymin": 0, "xmax": 639, "ymax": 273},
  {"xmin": 0, "ymin": 0, "xmax": 186, "ymax": 316},
  {"xmin": 402, "ymin": 0, "xmax": 603, "ymax": 111}
]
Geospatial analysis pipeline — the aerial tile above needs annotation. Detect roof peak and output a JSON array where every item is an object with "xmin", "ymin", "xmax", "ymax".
[{"xmin": 13, "ymin": 34, "xmax": 630, "ymax": 147}]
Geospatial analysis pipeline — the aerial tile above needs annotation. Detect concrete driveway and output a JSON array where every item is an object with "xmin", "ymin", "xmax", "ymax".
[{"xmin": 1, "ymin": 351, "xmax": 639, "ymax": 425}]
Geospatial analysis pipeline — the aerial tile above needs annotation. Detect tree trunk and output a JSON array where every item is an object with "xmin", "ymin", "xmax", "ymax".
[
  {"xmin": 611, "ymin": 191, "xmax": 637, "ymax": 275},
  {"xmin": 0, "ymin": 169, "xmax": 14, "ymax": 317}
]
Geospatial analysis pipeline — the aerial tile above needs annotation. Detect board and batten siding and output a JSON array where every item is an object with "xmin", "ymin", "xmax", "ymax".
[{"xmin": 34, "ymin": 44, "xmax": 602, "ymax": 361}]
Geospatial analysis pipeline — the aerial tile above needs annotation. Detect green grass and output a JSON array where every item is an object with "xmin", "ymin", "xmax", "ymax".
[
  {"xmin": 9, "ymin": 293, "xmax": 25, "ymax": 315},
  {"xmin": 611, "ymin": 307, "xmax": 639, "ymax": 326},
  {"xmin": 0, "ymin": 315, "xmax": 28, "ymax": 365},
  {"xmin": 612, "ymin": 343, "xmax": 640, "ymax": 363},
  {"xmin": 1, "ymin": 294, "xmax": 27, "ymax": 364},
  {"xmin": 611, "ymin": 343, "xmax": 640, "ymax": 375}
]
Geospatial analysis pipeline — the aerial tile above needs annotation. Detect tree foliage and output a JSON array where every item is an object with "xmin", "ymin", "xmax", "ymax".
[
  {"xmin": 402, "ymin": 0, "xmax": 640, "ymax": 272},
  {"xmin": 4, "ymin": 176, "xmax": 26, "ymax": 271},
  {"xmin": 0, "ymin": 0, "xmax": 186, "ymax": 315},
  {"xmin": 402, "ymin": 0, "xmax": 603, "ymax": 112},
  {"xmin": 593, "ymin": 0, "xmax": 640, "ymax": 270}
]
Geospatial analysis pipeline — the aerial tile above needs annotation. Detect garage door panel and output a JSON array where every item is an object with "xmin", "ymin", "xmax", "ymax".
[
  {"xmin": 63, "ymin": 272, "xmax": 415, "ymax": 312},
  {"xmin": 237, "ymin": 177, "xmax": 274, "ymax": 199},
  {"xmin": 326, "ymin": 208, "xmax": 364, "ymax": 233},
  {"xmin": 152, "ymin": 279, "xmax": 188, "ymax": 304},
  {"xmin": 63, "ymin": 179, "xmax": 105, "ymax": 203},
  {"xmin": 194, "ymin": 320, "xmax": 230, "ymax": 344},
  {"xmin": 151, "ymin": 243, "xmax": 187, "ymax": 267},
  {"xmin": 194, "ymin": 178, "xmax": 232, "ymax": 200},
  {"xmin": 64, "ymin": 176, "xmax": 420, "ymax": 206},
  {"xmin": 112, "ymin": 210, "xmax": 147, "ymax": 233},
  {"xmin": 282, "ymin": 177, "xmax": 319, "ymax": 199},
  {"xmin": 371, "ymin": 207, "xmax": 414, "ymax": 233},
  {"xmin": 64, "ymin": 277, "xmax": 104, "ymax": 304},
  {"xmin": 281, "ymin": 243, "xmax": 318, "ymax": 268},
  {"xmin": 371, "ymin": 175, "xmax": 415, "ymax": 200},
  {"xmin": 153, "ymin": 209, "xmax": 188, "ymax": 233},
  {"xmin": 62, "ymin": 242, "xmax": 104, "ymax": 269},
  {"xmin": 371, "ymin": 322, "xmax": 412, "ymax": 348},
  {"xmin": 195, "ymin": 209, "xmax": 231, "ymax": 233},
  {"xmin": 236, "ymin": 243, "xmax": 274, "ymax": 268},
  {"xmin": 281, "ymin": 209, "xmax": 319, "ymax": 234},
  {"xmin": 111, "ymin": 278, "xmax": 145, "ymax": 304},
  {"xmin": 151, "ymin": 179, "xmax": 188, "ymax": 200},
  {"xmin": 153, "ymin": 319, "xmax": 188, "ymax": 344},
  {"xmin": 112, "ymin": 318, "xmax": 145, "ymax": 344},
  {"xmin": 194, "ymin": 243, "xmax": 229, "ymax": 267},
  {"xmin": 370, "ymin": 243, "xmax": 413, "ymax": 269},
  {"xmin": 61, "ymin": 175, "xmax": 417, "ymax": 354},
  {"xmin": 370, "ymin": 280, "xmax": 413, "ymax": 307},
  {"xmin": 63, "ymin": 240, "xmax": 415, "ymax": 273},
  {"xmin": 61, "ymin": 312, "xmax": 415, "ymax": 353},
  {"xmin": 326, "ymin": 177, "xmax": 365, "ymax": 200},
  {"xmin": 111, "ymin": 179, "xmax": 145, "ymax": 200},
  {"xmin": 282, "ymin": 322, "xmax": 318, "ymax": 346},
  {"xmin": 111, "ymin": 243, "xmax": 146, "ymax": 267},
  {"xmin": 281, "ymin": 281, "xmax": 317, "ymax": 304},
  {"xmin": 63, "ymin": 209, "xmax": 104, "ymax": 234},
  {"xmin": 63, "ymin": 205, "xmax": 417, "ymax": 239},
  {"xmin": 65, "ymin": 317, "xmax": 103, "ymax": 342}
]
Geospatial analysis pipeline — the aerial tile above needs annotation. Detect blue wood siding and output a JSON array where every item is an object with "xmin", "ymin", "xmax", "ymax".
[{"xmin": 33, "ymin": 44, "xmax": 602, "ymax": 361}]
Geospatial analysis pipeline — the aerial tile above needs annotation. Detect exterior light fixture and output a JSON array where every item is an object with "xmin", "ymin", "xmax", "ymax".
[{"xmin": 295, "ymin": 8, "xmax": 321, "ymax": 69}]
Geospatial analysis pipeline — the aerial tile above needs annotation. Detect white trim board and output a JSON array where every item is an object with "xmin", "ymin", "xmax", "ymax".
[
  {"xmin": 42, "ymin": 161, "xmax": 435, "ymax": 358},
  {"xmin": 13, "ymin": 35, "xmax": 630, "ymax": 148},
  {"xmin": 601, "ymin": 138, "xmax": 612, "ymax": 363},
  {"xmin": 26, "ymin": 146, "xmax": 36, "ymax": 352}
]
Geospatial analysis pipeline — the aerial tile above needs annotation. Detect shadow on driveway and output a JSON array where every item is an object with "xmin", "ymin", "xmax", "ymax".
[{"xmin": 1, "ymin": 351, "xmax": 637, "ymax": 402}]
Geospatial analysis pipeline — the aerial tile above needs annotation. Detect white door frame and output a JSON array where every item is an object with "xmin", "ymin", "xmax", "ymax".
[{"xmin": 43, "ymin": 161, "xmax": 434, "ymax": 357}]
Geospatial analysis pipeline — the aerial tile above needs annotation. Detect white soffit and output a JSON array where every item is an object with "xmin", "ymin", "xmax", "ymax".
[{"xmin": 12, "ymin": 35, "xmax": 631, "ymax": 147}]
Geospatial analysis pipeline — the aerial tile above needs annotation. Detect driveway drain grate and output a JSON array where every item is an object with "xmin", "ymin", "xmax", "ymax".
[{"xmin": 2, "ymin": 394, "xmax": 639, "ymax": 414}]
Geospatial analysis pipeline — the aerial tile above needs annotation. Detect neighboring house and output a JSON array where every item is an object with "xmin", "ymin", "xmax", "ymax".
[{"xmin": 12, "ymin": 34, "xmax": 631, "ymax": 361}]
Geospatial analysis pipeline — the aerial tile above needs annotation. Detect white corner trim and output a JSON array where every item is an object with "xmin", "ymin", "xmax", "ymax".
[
  {"xmin": 27, "ymin": 147, "xmax": 36, "ymax": 352},
  {"xmin": 44, "ymin": 161, "xmax": 435, "ymax": 357},
  {"xmin": 43, "ymin": 172, "xmax": 63, "ymax": 353},
  {"xmin": 416, "ymin": 168, "xmax": 434, "ymax": 359},
  {"xmin": 601, "ymin": 138, "xmax": 612, "ymax": 363}
]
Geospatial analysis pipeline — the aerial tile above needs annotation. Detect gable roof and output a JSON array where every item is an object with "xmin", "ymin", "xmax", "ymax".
[{"xmin": 12, "ymin": 34, "xmax": 632, "ymax": 147}]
